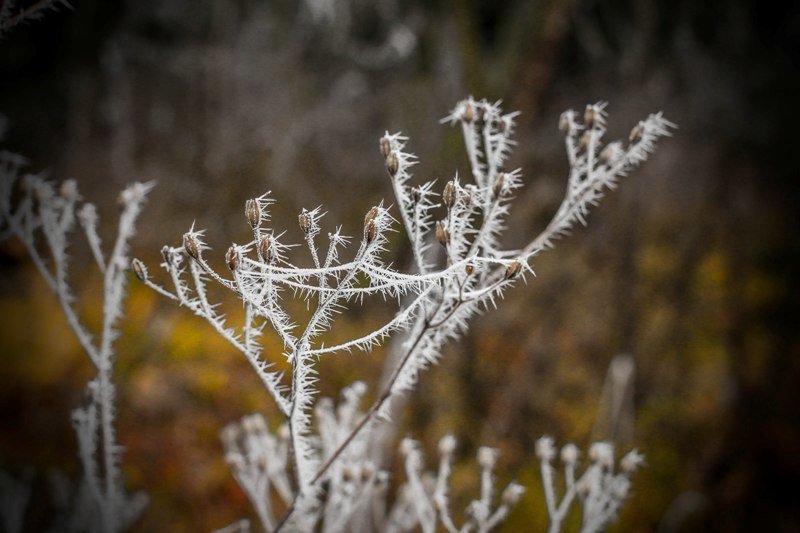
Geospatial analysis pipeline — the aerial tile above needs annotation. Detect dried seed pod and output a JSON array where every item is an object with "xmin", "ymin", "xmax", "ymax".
[
  {"xmin": 462, "ymin": 102, "xmax": 474, "ymax": 123},
  {"xmin": 225, "ymin": 245, "xmax": 238, "ymax": 271},
  {"xmin": 59, "ymin": 180, "xmax": 78, "ymax": 201},
  {"xmin": 298, "ymin": 209, "xmax": 312, "ymax": 234},
  {"xmin": 465, "ymin": 263, "xmax": 474, "ymax": 276},
  {"xmin": 131, "ymin": 258, "xmax": 147, "ymax": 282},
  {"xmin": 493, "ymin": 173, "xmax": 506, "ymax": 199},
  {"xmin": 258, "ymin": 235, "xmax": 273, "ymax": 263},
  {"xmin": 183, "ymin": 233, "xmax": 201, "ymax": 261},
  {"xmin": 442, "ymin": 181, "xmax": 457, "ymax": 209},
  {"xmin": 435, "ymin": 221, "xmax": 449, "ymax": 246},
  {"xmin": 364, "ymin": 206, "xmax": 379, "ymax": 226},
  {"xmin": 379, "ymin": 137, "xmax": 391, "ymax": 158},
  {"xmin": 411, "ymin": 186, "xmax": 421, "ymax": 204},
  {"xmin": 245, "ymin": 199, "xmax": 260, "ymax": 229},
  {"xmin": 385, "ymin": 152, "xmax": 399, "ymax": 177},
  {"xmin": 584, "ymin": 104, "xmax": 596, "ymax": 129},
  {"xmin": 629, "ymin": 123, "xmax": 643, "ymax": 144},
  {"xmin": 599, "ymin": 144, "xmax": 614, "ymax": 165},
  {"xmin": 365, "ymin": 220, "xmax": 377, "ymax": 244},
  {"xmin": 364, "ymin": 206, "xmax": 380, "ymax": 243},
  {"xmin": 559, "ymin": 113, "xmax": 570, "ymax": 133},
  {"xmin": 504, "ymin": 260, "xmax": 522, "ymax": 280}
]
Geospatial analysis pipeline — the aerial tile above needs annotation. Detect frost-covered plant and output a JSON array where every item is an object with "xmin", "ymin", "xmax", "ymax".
[
  {"xmin": 535, "ymin": 437, "xmax": 645, "ymax": 533},
  {"xmin": 0, "ymin": 152, "xmax": 150, "ymax": 532},
  {"xmin": 136, "ymin": 97, "xmax": 673, "ymax": 531},
  {"xmin": 219, "ymin": 384, "xmax": 524, "ymax": 533}
]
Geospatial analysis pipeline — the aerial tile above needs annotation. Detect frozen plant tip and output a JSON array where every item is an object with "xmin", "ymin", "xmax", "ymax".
[{"xmin": 138, "ymin": 97, "xmax": 672, "ymax": 531}]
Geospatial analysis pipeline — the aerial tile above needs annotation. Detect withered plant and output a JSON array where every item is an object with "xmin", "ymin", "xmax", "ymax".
[{"xmin": 135, "ymin": 97, "xmax": 673, "ymax": 532}]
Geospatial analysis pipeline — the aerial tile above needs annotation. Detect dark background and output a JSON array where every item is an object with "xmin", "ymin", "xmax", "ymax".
[{"xmin": 1, "ymin": 0, "xmax": 798, "ymax": 530}]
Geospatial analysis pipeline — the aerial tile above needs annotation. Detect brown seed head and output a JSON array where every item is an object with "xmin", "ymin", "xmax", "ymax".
[
  {"xmin": 245, "ymin": 199, "xmax": 260, "ymax": 229},
  {"xmin": 183, "ymin": 233, "xmax": 201, "ymax": 261},
  {"xmin": 385, "ymin": 152, "xmax": 399, "ymax": 177},
  {"xmin": 493, "ymin": 173, "xmax": 506, "ymax": 199},
  {"xmin": 365, "ymin": 220, "xmax": 377, "ymax": 244},
  {"xmin": 504, "ymin": 260, "xmax": 522, "ymax": 280},
  {"xmin": 629, "ymin": 123, "xmax": 642, "ymax": 144},
  {"xmin": 379, "ymin": 137, "xmax": 391, "ymax": 158},
  {"xmin": 131, "ymin": 258, "xmax": 147, "ymax": 282},
  {"xmin": 599, "ymin": 144, "xmax": 614, "ymax": 165},
  {"xmin": 559, "ymin": 113, "xmax": 570, "ymax": 133},
  {"xmin": 584, "ymin": 104, "xmax": 596, "ymax": 129},
  {"xmin": 258, "ymin": 235, "xmax": 274, "ymax": 263},
  {"xmin": 298, "ymin": 209, "xmax": 312, "ymax": 234},
  {"xmin": 435, "ymin": 221, "xmax": 449, "ymax": 246},
  {"xmin": 462, "ymin": 102, "xmax": 474, "ymax": 123},
  {"xmin": 465, "ymin": 263, "xmax": 474, "ymax": 276},
  {"xmin": 443, "ymin": 181, "xmax": 457, "ymax": 209},
  {"xmin": 364, "ymin": 206, "xmax": 380, "ymax": 243},
  {"xmin": 226, "ymin": 245, "xmax": 238, "ymax": 271}
]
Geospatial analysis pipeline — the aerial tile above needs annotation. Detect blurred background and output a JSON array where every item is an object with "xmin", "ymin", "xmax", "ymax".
[{"xmin": 1, "ymin": 0, "xmax": 798, "ymax": 530}]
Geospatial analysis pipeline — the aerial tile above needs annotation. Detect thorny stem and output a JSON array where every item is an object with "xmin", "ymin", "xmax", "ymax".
[{"xmin": 274, "ymin": 270, "xmax": 506, "ymax": 531}]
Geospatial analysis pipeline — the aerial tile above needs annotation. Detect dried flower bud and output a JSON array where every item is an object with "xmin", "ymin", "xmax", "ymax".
[
  {"xmin": 560, "ymin": 443, "xmax": 580, "ymax": 465},
  {"xmin": 435, "ymin": 221, "xmax": 449, "ymax": 246},
  {"xmin": 59, "ymin": 180, "xmax": 78, "ymax": 201},
  {"xmin": 504, "ymin": 260, "xmax": 522, "ymax": 280},
  {"xmin": 559, "ymin": 112, "xmax": 570, "ymax": 133},
  {"xmin": 439, "ymin": 435, "xmax": 457, "ymax": 455},
  {"xmin": 361, "ymin": 463, "xmax": 374, "ymax": 482},
  {"xmin": 502, "ymin": 483, "xmax": 526, "ymax": 506},
  {"xmin": 535, "ymin": 437, "xmax": 556, "ymax": 462},
  {"xmin": 258, "ymin": 235, "xmax": 273, "ymax": 263},
  {"xmin": 245, "ymin": 199, "xmax": 260, "ymax": 229},
  {"xmin": 131, "ymin": 258, "xmax": 147, "ymax": 282},
  {"xmin": 226, "ymin": 245, "xmax": 238, "ymax": 271},
  {"xmin": 380, "ymin": 137, "xmax": 392, "ymax": 158},
  {"xmin": 365, "ymin": 220, "xmax": 377, "ymax": 244},
  {"xmin": 442, "ymin": 181, "xmax": 457, "ymax": 209},
  {"xmin": 385, "ymin": 152, "xmax": 399, "ymax": 177},
  {"xmin": 599, "ymin": 144, "xmax": 614, "ymax": 165},
  {"xmin": 298, "ymin": 209, "xmax": 312, "ymax": 234},
  {"xmin": 364, "ymin": 206, "xmax": 380, "ymax": 244},
  {"xmin": 584, "ymin": 104, "xmax": 596, "ymax": 129},
  {"xmin": 465, "ymin": 263, "xmax": 474, "ymax": 276},
  {"xmin": 364, "ymin": 206, "xmax": 379, "ymax": 226},
  {"xmin": 462, "ymin": 102, "xmax": 474, "ymax": 123},
  {"xmin": 342, "ymin": 465, "xmax": 356, "ymax": 482},
  {"xmin": 620, "ymin": 449, "xmax": 645, "ymax": 473},
  {"xmin": 183, "ymin": 233, "xmax": 201, "ymax": 261},
  {"xmin": 477, "ymin": 447, "xmax": 498, "ymax": 469},
  {"xmin": 493, "ymin": 173, "xmax": 506, "ymax": 199},
  {"xmin": 629, "ymin": 123, "xmax": 643, "ymax": 144}
]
